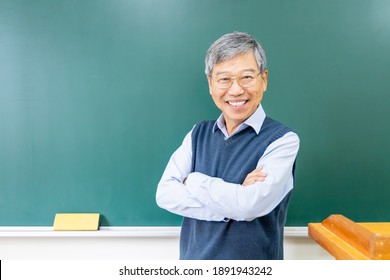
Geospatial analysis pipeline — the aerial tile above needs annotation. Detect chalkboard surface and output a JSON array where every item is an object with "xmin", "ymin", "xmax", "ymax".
[{"xmin": 1, "ymin": 0, "xmax": 389, "ymax": 226}]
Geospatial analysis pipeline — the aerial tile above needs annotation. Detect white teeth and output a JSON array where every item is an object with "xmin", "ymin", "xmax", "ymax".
[{"xmin": 228, "ymin": 101, "xmax": 246, "ymax": 107}]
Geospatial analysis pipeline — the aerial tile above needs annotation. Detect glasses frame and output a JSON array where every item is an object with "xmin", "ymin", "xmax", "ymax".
[{"xmin": 212, "ymin": 72, "xmax": 262, "ymax": 89}]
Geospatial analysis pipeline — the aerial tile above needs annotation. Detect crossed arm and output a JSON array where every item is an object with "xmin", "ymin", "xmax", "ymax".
[
  {"xmin": 183, "ymin": 167, "xmax": 266, "ymax": 186},
  {"xmin": 156, "ymin": 130, "xmax": 299, "ymax": 222}
]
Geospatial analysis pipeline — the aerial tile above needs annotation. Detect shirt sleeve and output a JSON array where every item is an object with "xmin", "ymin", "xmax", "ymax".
[
  {"xmin": 185, "ymin": 131, "xmax": 300, "ymax": 221},
  {"xmin": 155, "ymin": 128, "xmax": 226, "ymax": 221}
]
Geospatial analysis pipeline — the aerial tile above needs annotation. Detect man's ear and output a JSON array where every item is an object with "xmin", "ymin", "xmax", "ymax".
[
  {"xmin": 261, "ymin": 70, "xmax": 268, "ymax": 92},
  {"xmin": 207, "ymin": 76, "xmax": 213, "ymax": 95}
]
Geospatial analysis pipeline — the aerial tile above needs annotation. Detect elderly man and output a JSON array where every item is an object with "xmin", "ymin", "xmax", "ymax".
[{"xmin": 156, "ymin": 32, "xmax": 300, "ymax": 260}]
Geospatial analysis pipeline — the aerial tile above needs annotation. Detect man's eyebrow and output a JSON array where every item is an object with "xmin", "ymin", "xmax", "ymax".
[{"xmin": 215, "ymin": 69, "xmax": 257, "ymax": 76}]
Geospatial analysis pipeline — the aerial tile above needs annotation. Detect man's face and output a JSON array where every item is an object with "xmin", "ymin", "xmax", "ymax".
[{"xmin": 207, "ymin": 51, "xmax": 268, "ymax": 135}]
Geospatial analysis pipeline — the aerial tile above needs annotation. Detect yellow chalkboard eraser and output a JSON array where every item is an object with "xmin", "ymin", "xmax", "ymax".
[{"xmin": 53, "ymin": 213, "xmax": 100, "ymax": 231}]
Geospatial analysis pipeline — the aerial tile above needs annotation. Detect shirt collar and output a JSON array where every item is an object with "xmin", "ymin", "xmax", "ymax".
[{"xmin": 212, "ymin": 104, "xmax": 266, "ymax": 138}]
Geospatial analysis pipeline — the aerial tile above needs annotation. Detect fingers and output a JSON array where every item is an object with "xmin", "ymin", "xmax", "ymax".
[{"xmin": 242, "ymin": 168, "xmax": 267, "ymax": 186}]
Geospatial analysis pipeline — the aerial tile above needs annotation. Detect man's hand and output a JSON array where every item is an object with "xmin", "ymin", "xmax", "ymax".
[{"xmin": 242, "ymin": 167, "xmax": 267, "ymax": 186}]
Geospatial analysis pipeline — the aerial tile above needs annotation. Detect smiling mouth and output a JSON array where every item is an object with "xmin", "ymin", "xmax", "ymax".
[{"xmin": 228, "ymin": 100, "xmax": 247, "ymax": 107}]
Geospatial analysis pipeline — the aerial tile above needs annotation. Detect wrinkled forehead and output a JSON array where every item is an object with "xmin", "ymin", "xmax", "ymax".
[{"xmin": 214, "ymin": 68, "xmax": 257, "ymax": 77}]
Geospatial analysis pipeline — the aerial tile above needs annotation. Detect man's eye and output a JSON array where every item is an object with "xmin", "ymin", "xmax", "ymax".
[
  {"xmin": 242, "ymin": 75, "xmax": 254, "ymax": 80},
  {"xmin": 218, "ymin": 78, "xmax": 231, "ymax": 83}
]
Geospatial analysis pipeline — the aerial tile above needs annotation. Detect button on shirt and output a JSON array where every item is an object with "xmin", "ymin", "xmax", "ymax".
[{"xmin": 156, "ymin": 105, "xmax": 300, "ymax": 222}]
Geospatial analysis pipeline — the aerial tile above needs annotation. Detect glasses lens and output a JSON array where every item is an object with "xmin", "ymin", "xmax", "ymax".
[
  {"xmin": 216, "ymin": 78, "xmax": 231, "ymax": 89},
  {"xmin": 239, "ymin": 76, "xmax": 255, "ymax": 87}
]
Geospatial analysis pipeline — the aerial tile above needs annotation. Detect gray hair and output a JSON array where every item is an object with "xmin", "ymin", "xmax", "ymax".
[{"xmin": 205, "ymin": 32, "xmax": 267, "ymax": 76}]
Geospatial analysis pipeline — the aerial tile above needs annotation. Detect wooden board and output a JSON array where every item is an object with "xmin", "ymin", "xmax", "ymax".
[{"xmin": 308, "ymin": 215, "xmax": 390, "ymax": 260}]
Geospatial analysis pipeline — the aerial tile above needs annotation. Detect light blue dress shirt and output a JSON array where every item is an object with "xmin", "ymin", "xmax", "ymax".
[{"xmin": 156, "ymin": 104, "xmax": 300, "ymax": 222}]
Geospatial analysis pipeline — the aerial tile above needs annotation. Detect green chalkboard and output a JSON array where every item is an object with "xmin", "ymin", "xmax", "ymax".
[{"xmin": 1, "ymin": 0, "xmax": 390, "ymax": 226}]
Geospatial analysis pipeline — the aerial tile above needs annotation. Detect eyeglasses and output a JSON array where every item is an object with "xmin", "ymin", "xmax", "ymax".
[{"xmin": 212, "ymin": 72, "xmax": 261, "ymax": 89}]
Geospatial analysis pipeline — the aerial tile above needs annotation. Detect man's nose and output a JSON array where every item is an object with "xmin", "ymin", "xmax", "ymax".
[{"xmin": 228, "ymin": 79, "xmax": 245, "ymax": 95}]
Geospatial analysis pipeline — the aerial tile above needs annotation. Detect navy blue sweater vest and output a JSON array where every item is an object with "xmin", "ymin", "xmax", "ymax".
[{"xmin": 179, "ymin": 117, "xmax": 294, "ymax": 260}]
